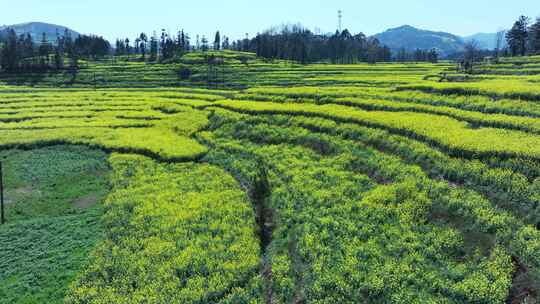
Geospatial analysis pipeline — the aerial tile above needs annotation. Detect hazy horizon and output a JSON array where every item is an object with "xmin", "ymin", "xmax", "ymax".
[{"xmin": 1, "ymin": 0, "xmax": 539, "ymax": 42}]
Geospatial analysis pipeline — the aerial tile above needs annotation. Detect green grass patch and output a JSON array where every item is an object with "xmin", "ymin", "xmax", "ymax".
[{"xmin": 0, "ymin": 145, "xmax": 110, "ymax": 303}]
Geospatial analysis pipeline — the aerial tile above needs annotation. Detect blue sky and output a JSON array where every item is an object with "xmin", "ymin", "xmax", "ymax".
[{"xmin": 2, "ymin": 0, "xmax": 539, "ymax": 41}]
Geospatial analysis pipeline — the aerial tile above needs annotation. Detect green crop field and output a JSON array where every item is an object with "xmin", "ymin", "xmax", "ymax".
[{"xmin": 1, "ymin": 52, "xmax": 539, "ymax": 303}]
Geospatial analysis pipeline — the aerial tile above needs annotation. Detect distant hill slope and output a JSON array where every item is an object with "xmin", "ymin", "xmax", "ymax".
[
  {"xmin": 462, "ymin": 32, "xmax": 507, "ymax": 50},
  {"xmin": 0, "ymin": 22, "xmax": 80, "ymax": 42},
  {"xmin": 373, "ymin": 25, "xmax": 465, "ymax": 56}
]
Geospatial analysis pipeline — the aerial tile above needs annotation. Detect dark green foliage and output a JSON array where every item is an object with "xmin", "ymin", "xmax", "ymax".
[
  {"xmin": 139, "ymin": 32, "xmax": 148, "ymax": 60},
  {"xmin": 530, "ymin": 17, "xmax": 540, "ymax": 54},
  {"xmin": 0, "ymin": 209, "xmax": 103, "ymax": 304},
  {"xmin": 149, "ymin": 34, "xmax": 158, "ymax": 61},
  {"xmin": 201, "ymin": 35, "xmax": 209, "ymax": 52},
  {"xmin": 248, "ymin": 25, "xmax": 392, "ymax": 64},
  {"xmin": 73, "ymin": 35, "xmax": 110, "ymax": 59},
  {"xmin": 200, "ymin": 110, "xmax": 519, "ymax": 303},
  {"xmin": 177, "ymin": 66, "xmax": 192, "ymax": 80},
  {"xmin": 0, "ymin": 29, "xmax": 20, "ymax": 72},
  {"xmin": 506, "ymin": 16, "xmax": 530, "ymax": 56},
  {"xmin": 0, "ymin": 29, "xmax": 108, "ymax": 72},
  {"xmin": 66, "ymin": 155, "xmax": 261, "ymax": 303},
  {"xmin": 0, "ymin": 145, "xmax": 110, "ymax": 304},
  {"xmin": 0, "ymin": 146, "xmax": 110, "ymax": 221},
  {"xmin": 214, "ymin": 31, "xmax": 221, "ymax": 51}
]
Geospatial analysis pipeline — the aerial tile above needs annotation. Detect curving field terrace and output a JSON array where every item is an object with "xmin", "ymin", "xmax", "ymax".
[{"xmin": 1, "ymin": 52, "xmax": 539, "ymax": 303}]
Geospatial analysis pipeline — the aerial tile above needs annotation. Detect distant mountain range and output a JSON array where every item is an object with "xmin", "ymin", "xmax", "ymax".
[
  {"xmin": 462, "ymin": 32, "xmax": 507, "ymax": 50},
  {"xmin": 1, "ymin": 22, "xmax": 504, "ymax": 57},
  {"xmin": 373, "ymin": 25, "xmax": 463, "ymax": 56},
  {"xmin": 0, "ymin": 22, "xmax": 79, "ymax": 43},
  {"xmin": 373, "ymin": 25, "xmax": 505, "ymax": 57}
]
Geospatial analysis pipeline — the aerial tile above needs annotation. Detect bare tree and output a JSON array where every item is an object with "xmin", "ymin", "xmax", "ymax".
[
  {"xmin": 494, "ymin": 30, "xmax": 505, "ymax": 63},
  {"xmin": 463, "ymin": 39, "xmax": 479, "ymax": 73}
]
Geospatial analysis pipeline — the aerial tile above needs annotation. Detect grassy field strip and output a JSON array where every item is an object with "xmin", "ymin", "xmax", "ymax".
[
  {"xmin": 0, "ymin": 93, "xmax": 227, "ymax": 105},
  {"xmin": 0, "ymin": 90, "xmax": 213, "ymax": 160},
  {"xmin": 0, "ymin": 112, "xmax": 209, "ymax": 161},
  {"xmin": 0, "ymin": 55, "xmax": 448, "ymax": 89},
  {"xmin": 398, "ymin": 79, "xmax": 540, "ymax": 101},
  {"xmin": 0, "ymin": 110, "xmax": 168, "ymax": 124},
  {"xmin": 208, "ymin": 100, "xmax": 540, "ymax": 160},
  {"xmin": 66, "ymin": 154, "xmax": 261, "ymax": 303},
  {"xmin": 242, "ymin": 86, "xmax": 540, "ymax": 118},
  {"xmin": 0, "ymin": 105, "xmax": 149, "ymax": 115},
  {"xmin": 351, "ymin": 90, "xmax": 540, "ymax": 118},
  {"xmin": 331, "ymin": 97, "xmax": 540, "ymax": 134},
  {"xmin": 209, "ymin": 109, "xmax": 540, "ymax": 299},
  {"xmin": 219, "ymin": 111, "xmax": 540, "ymax": 219},
  {"xmin": 225, "ymin": 112, "xmax": 540, "ymax": 257},
  {"xmin": 237, "ymin": 90, "xmax": 540, "ymax": 134},
  {"xmin": 0, "ymin": 117, "xmax": 155, "ymax": 130},
  {"xmin": 199, "ymin": 111, "xmax": 522, "ymax": 303},
  {"xmin": 0, "ymin": 146, "xmax": 110, "ymax": 303}
]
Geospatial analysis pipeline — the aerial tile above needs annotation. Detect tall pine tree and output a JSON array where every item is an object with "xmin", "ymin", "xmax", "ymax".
[
  {"xmin": 530, "ymin": 17, "xmax": 540, "ymax": 54},
  {"xmin": 506, "ymin": 16, "xmax": 529, "ymax": 56},
  {"xmin": 214, "ymin": 31, "xmax": 221, "ymax": 51}
]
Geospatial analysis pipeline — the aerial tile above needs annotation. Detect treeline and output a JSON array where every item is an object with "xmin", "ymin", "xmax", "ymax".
[
  {"xmin": 506, "ymin": 15, "xmax": 540, "ymax": 56},
  {"xmin": 395, "ymin": 48, "xmax": 439, "ymax": 63},
  {"xmin": 14, "ymin": 17, "xmax": 540, "ymax": 70},
  {"xmin": 0, "ymin": 24, "xmax": 441, "ymax": 70},
  {"xmin": 234, "ymin": 25, "xmax": 395, "ymax": 64},
  {"xmin": 0, "ymin": 28, "xmax": 110, "ymax": 72},
  {"xmin": 114, "ymin": 30, "xmax": 233, "ymax": 63},
  {"xmin": 450, "ymin": 15, "xmax": 540, "ymax": 65},
  {"xmin": 114, "ymin": 29, "xmax": 195, "ymax": 62}
]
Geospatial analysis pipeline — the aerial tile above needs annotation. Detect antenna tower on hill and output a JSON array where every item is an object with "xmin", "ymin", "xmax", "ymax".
[{"xmin": 338, "ymin": 10, "xmax": 343, "ymax": 32}]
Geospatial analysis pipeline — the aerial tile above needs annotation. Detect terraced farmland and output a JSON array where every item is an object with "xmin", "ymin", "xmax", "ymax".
[{"xmin": 1, "ymin": 53, "xmax": 539, "ymax": 303}]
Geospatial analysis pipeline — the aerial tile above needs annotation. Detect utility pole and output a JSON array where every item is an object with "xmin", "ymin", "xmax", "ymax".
[
  {"xmin": 221, "ymin": 54, "xmax": 225, "ymax": 89},
  {"xmin": 1, "ymin": 161, "xmax": 5, "ymax": 225},
  {"xmin": 338, "ymin": 10, "xmax": 343, "ymax": 32}
]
